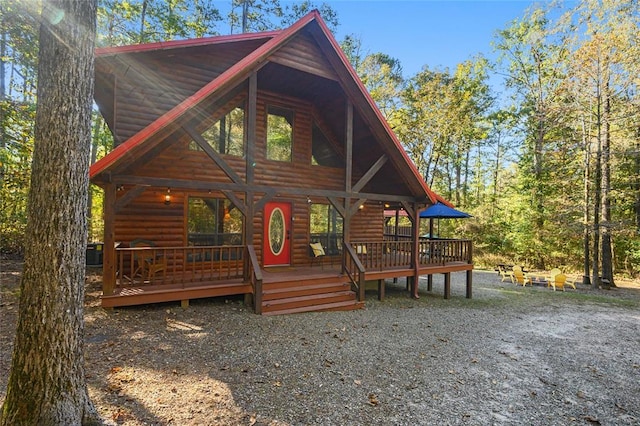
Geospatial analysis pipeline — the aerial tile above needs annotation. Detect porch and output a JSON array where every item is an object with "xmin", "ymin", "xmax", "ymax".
[{"xmin": 100, "ymin": 239, "xmax": 473, "ymax": 315}]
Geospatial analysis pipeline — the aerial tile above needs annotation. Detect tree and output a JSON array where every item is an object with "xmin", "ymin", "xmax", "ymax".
[
  {"xmin": 0, "ymin": 0, "xmax": 102, "ymax": 424},
  {"xmin": 494, "ymin": 5, "xmax": 569, "ymax": 269}
]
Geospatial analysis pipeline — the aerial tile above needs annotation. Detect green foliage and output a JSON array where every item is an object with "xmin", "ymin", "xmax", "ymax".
[{"xmin": 0, "ymin": 100, "xmax": 35, "ymax": 253}]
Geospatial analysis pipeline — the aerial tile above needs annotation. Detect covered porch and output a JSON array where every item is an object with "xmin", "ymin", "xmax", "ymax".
[{"xmin": 100, "ymin": 238, "xmax": 473, "ymax": 315}]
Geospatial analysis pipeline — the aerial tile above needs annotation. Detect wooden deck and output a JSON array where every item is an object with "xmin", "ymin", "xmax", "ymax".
[{"xmin": 101, "ymin": 258, "xmax": 473, "ymax": 313}]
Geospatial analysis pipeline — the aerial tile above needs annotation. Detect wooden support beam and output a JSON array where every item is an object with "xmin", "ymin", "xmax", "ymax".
[
  {"xmin": 103, "ymin": 183, "xmax": 116, "ymax": 297},
  {"xmin": 411, "ymin": 203, "xmax": 421, "ymax": 299},
  {"xmin": 246, "ymin": 72, "xmax": 257, "ymax": 185},
  {"xmin": 349, "ymin": 198, "xmax": 368, "ymax": 217},
  {"xmin": 253, "ymin": 190, "xmax": 275, "ymax": 213},
  {"xmin": 352, "ymin": 155, "xmax": 387, "ymax": 193},
  {"xmin": 114, "ymin": 185, "xmax": 146, "ymax": 213},
  {"xmin": 328, "ymin": 197, "xmax": 346, "ymax": 218},
  {"xmin": 112, "ymin": 175, "xmax": 417, "ymax": 203},
  {"xmin": 184, "ymin": 124, "xmax": 244, "ymax": 185},
  {"xmin": 221, "ymin": 190, "xmax": 248, "ymax": 218}
]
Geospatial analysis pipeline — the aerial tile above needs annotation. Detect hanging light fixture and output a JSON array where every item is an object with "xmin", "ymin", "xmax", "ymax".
[
  {"xmin": 224, "ymin": 207, "xmax": 231, "ymax": 221},
  {"xmin": 164, "ymin": 188, "xmax": 171, "ymax": 205}
]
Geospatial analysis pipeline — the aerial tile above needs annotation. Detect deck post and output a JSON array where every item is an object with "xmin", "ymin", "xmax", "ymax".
[
  {"xmin": 377, "ymin": 279, "xmax": 385, "ymax": 301},
  {"xmin": 443, "ymin": 272, "xmax": 451, "ymax": 299},
  {"xmin": 466, "ymin": 269, "xmax": 473, "ymax": 298},
  {"xmin": 427, "ymin": 275, "xmax": 433, "ymax": 291},
  {"xmin": 410, "ymin": 203, "xmax": 420, "ymax": 298},
  {"xmin": 102, "ymin": 182, "xmax": 116, "ymax": 297}
]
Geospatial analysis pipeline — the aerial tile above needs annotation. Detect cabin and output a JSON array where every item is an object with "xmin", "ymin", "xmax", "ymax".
[{"xmin": 90, "ymin": 11, "xmax": 473, "ymax": 315}]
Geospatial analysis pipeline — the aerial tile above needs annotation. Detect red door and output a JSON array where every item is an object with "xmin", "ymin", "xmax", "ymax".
[{"xmin": 263, "ymin": 202, "xmax": 292, "ymax": 266}]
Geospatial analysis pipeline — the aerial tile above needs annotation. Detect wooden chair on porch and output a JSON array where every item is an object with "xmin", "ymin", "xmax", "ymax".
[{"xmin": 130, "ymin": 239, "xmax": 166, "ymax": 283}]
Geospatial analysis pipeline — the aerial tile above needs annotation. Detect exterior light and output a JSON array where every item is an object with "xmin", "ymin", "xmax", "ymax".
[{"xmin": 164, "ymin": 188, "xmax": 171, "ymax": 205}]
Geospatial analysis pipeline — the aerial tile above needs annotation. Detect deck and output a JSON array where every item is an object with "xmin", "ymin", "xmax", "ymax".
[{"xmin": 100, "ymin": 240, "xmax": 473, "ymax": 315}]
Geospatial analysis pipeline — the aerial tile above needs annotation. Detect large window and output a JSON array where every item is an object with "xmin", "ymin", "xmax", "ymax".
[
  {"xmin": 266, "ymin": 106, "xmax": 293, "ymax": 161},
  {"xmin": 190, "ymin": 106, "xmax": 245, "ymax": 156},
  {"xmin": 309, "ymin": 204, "xmax": 343, "ymax": 256},
  {"xmin": 311, "ymin": 123, "xmax": 343, "ymax": 168},
  {"xmin": 188, "ymin": 197, "xmax": 243, "ymax": 246}
]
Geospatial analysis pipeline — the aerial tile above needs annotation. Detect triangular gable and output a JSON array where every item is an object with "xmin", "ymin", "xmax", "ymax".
[{"xmin": 90, "ymin": 11, "xmax": 438, "ymax": 204}]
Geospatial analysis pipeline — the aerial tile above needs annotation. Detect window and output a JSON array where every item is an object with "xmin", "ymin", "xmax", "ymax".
[
  {"xmin": 187, "ymin": 197, "xmax": 243, "ymax": 246},
  {"xmin": 309, "ymin": 204, "xmax": 343, "ymax": 256},
  {"xmin": 266, "ymin": 106, "xmax": 293, "ymax": 161},
  {"xmin": 311, "ymin": 123, "xmax": 343, "ymax": 167},
  {"xmin": 189, "ymin": 107, "xmax": 245, "ymax": 156}
]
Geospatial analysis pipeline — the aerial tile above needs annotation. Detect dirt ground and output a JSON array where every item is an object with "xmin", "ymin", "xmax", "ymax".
[{"xmin": 1, "ymin": 258, "xmax": 640, "ymax": 425}]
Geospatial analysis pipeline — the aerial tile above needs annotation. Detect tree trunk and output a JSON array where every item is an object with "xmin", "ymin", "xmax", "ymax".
[
  {"xmin": 635, "ymin": 134, "xmax": 640, "ymax": 232},
  {"xmin": 592, "ymin": 92, "xmax": 602, "ymax": 289},
  {"xmin": 0, "ymin": 0, "xmax": 101, "ymax": 425},
  {"xmin": 600, "ymin": 82, "xmax": 614, "ymax": 286},
  {"xmin": 581, "ymin": 115, "xmax": 591, "ymax": 286}
]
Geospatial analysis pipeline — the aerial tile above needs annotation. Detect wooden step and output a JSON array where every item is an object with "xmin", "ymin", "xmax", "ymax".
[
  {"xmin": 262, "ymin": 282, "xmax": 351, "ymax": 300},
  {"xmin": 261, "ymin": 290, "xmax": 357, "ymax": 314},
  {"xmin": 261, "ymin": 299, "xmax": 364, "ymax": 316}
]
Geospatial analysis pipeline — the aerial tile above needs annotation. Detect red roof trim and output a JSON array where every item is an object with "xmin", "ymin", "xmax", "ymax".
[
  {"xmin": 91, "ymin": 13, "xmax": 318, "ymax": 179},
  {"xmin": 95, "ymin": 31, "xmax": 280, "ymax": 57},
  {"xmin": 312, "ymin": 15, "xmax": 437, "ymax": 204},
  {"xmin": 91, "ymin": 11, "xmax": 443, "ymax": 206}
]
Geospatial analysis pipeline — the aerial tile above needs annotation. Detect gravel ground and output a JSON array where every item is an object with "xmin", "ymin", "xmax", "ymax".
[{"xmin": 2, "ymin": 261, "xmax": 640, "ymax": 425}]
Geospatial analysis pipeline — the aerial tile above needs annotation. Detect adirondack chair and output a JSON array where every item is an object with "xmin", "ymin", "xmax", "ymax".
[
  {"xmin": 546, "ymin": 268, "xmax": 562, "ymax": 289},
  {"xmin": 549, "ymin": 273, "xmax": 567, "ymax": 291},
  {"xmin": 512, "ymin": 267, "xmax": 532, "ymax": 286},
  {"xmin": 496, "ymin": 264, "xmax": 513, "ymax": 282}
]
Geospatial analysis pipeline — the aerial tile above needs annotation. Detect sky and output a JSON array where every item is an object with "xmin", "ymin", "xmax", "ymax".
[{"xmin": 324, "ymin": 0, "xmax": 542, "ymax": 78}]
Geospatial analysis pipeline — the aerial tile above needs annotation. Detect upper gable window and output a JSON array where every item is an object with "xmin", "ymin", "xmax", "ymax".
[
  {"xmin": 190, "ymin": 106, "xmax": 245, "ymax": 156},
  {"xmin": 311, "ymin": 123, "xmax": 343, "ymax": 168},
  {"xmin": 266, "ymin": 106, "xmax": 293, "ymax": 162}
]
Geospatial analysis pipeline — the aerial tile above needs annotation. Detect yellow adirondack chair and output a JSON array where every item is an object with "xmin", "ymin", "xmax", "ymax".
[
  {"xmin": 549, "ymin": 273, "xmax": 567, "ymax": 291},
  {"xmin": 513, "ymin": 267, "xmax": 532, "ymax": 286},
  {"xmin": 546, "ymin": 268, "xmax": 562, "ymax": 289}
]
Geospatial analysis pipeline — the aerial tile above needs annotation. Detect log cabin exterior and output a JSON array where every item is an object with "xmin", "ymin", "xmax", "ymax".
[{"xmin": 90, "ymin": 11, "xmax": 473, "ymax": 315}]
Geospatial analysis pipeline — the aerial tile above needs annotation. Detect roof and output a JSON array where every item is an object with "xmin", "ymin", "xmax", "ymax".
[{"xmin": 90, "ymin": 11, "xmax": 438, "ymax": 204}]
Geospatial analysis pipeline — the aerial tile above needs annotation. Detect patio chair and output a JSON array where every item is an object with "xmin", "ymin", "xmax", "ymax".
[
  {"xmin": 549, "ymin": 273, "xmax": 567, "ymax": 291},
  {"xmin": 496, "ymin": 264, "xmax": 513, "ymax": 282},
  {"xmin": 512, "ymin": 267, "xmax": 532, "ymax": 286},
  {"xmin": 545, "ymin": 268, "xmax": 562, "ymax": 289},
  {"xmin": 309, "ymin": 242, "xmax": 326, "ymax": 268},
  {"xmin": 130, "ymin": 239, "xmax": 166, "ymax": 283}
]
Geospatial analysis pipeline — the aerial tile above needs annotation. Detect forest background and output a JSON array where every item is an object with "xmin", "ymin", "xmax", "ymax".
[{"xmin": 1, "ymin": 0, "xmax": 639, "ymax": 285}]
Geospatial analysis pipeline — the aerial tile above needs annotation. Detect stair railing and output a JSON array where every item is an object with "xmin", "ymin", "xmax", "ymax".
[
  {"xmin": 244, "ymin": 245, "xmax": 263, "ymax": 314},
  {"xmin": 343, "ymin": 243, "xmax": 366, "ymax": 301}
]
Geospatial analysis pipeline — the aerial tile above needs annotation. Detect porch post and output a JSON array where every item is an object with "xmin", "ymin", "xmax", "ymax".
[
  {"xmin": 411, "ymin": 204, "xmax": 420, "ymax": 298},
  {"xmin": 102, "ymin": 182, "xmax": 116, "ymax": 297},
  {"xmin": 343, "ymin": 101, "xmax": 353, "ymax": 245}
]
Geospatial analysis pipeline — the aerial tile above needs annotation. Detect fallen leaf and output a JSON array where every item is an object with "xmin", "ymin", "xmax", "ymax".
[{"xmin": 368, "ymin": 393, "xmax": 379, "ymax": 406}]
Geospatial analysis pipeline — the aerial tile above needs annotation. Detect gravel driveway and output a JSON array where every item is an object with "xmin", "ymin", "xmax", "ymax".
[{"xmin": 2, "ymin": 264, "xmax": 639, "ymax": 425}]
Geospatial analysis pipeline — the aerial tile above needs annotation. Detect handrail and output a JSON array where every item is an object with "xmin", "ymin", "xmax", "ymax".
[
  {"xmin": 343, "ymin": 243, "xmax": 366, "ymax": 301},
  {"xmin": 115, "ymin": 245, "xmax": 244, "ymax": 287},
  {"xmin": 245, "ymin": 245, "xmax": 263, "ymax": 314}
]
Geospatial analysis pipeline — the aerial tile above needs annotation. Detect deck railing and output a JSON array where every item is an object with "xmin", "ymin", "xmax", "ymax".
[
  {"xmin": 350, "ymin": 239, "xmax": 472, "ymax": 271},
  {"xmin": 115, "ymin": 245, "xmax": 245, "ymax": 288}
]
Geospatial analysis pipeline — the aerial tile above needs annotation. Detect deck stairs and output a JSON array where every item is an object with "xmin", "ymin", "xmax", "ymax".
[{"xmin": 260, "ymin": 274, "xmax": 364, "ymax": 316}]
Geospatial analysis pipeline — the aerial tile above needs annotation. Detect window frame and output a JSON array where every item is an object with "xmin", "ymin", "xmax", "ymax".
[{"xmin": 265, "ymin": 105, "xmax": 294, "ymax": 162}]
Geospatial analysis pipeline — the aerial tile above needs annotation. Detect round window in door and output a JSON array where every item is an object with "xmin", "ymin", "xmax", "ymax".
[{"xmin": 268, "ymin": 207, "xmax": 285, "ymax": 256}]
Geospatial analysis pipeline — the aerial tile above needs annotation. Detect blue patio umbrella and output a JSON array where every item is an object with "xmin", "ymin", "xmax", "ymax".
[
  {"xmin": 419, "ymin": 202, "xmax": 472, "ymax": 219},
  {"xmin": 420, "ymin": 203, "xmax": 472, "ymax": 237}
]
